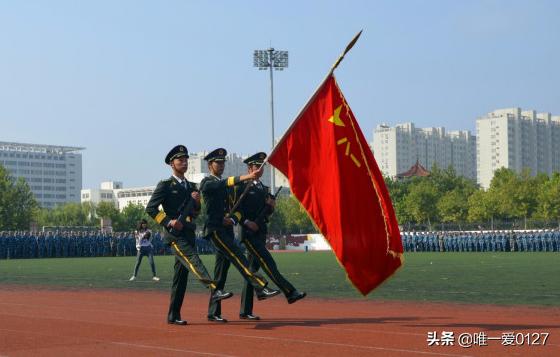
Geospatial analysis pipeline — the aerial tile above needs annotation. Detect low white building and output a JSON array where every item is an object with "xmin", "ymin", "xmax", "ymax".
[
  {"xmin": 81, "ymin": 181, "xmax": 155, "ymax": 211},
  {"xmin": 114, "ymin": 186, "xmax": 156, "ymax": 210}
]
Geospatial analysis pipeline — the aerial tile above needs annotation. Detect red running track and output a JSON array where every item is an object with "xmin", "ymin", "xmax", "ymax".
[{"xmin": 0, "ymin": 287, "xmax": 559, "ymax": 356}]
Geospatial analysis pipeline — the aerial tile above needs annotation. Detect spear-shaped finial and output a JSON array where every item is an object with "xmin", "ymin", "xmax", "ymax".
[{"xmin": 330, "ymin": 30, "xmax": 363, "ymax": 74}]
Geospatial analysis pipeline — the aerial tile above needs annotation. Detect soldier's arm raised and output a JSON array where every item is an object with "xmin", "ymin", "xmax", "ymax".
[{"xmin": 200, "ymin": 176, "xmax": 243, "ymax": 193}]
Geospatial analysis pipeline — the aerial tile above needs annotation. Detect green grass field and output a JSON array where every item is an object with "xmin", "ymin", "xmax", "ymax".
[{"xmin": 1, "ymin": 252, "xmax": 559, "ymax": 306}]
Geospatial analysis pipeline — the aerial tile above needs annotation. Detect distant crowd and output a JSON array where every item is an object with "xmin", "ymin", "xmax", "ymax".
[
  {"xmin": 1, "ymin": 229, "xmax": 559, "ymax": 259},
  {"xmin": 401, "ymin": 230, "xmax": 560, "ymax": 252},
  {"xmin": 0, "ymin": 231, "xmax": 214, "ymax": 260}
]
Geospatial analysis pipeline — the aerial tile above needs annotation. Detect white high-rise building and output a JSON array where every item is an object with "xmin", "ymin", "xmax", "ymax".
[
  {"xmin": 372, "ymin": 123, "xmax": 476, "ymax": 180},
  {"xmin": 0, "ymin": 141, "xmax": 83, "ymax": 208},
  {"xmin": 476, "ymin": 108, "xmax": 560, "ymax": 189}
]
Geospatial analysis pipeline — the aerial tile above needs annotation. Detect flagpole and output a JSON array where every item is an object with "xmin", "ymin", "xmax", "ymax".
[
  {"xmin": 264, "ymin": 30, "xmax": 363, "ymax": 162},
  {"xmin": 229, "ymin": 30, "xmax": 363, "ymax": 214}
]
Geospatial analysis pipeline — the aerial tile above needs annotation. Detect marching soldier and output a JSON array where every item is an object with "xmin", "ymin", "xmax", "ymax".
[
  {"xmin": 238, "ymin": 153, "xmax": 306, "ymax": 320},
  {"xmin": 146, "ymin": 145, "xmax": 232, "ymax": 326},
  {"xmin": 201, "ymin": 148, "xmax": 280, "ymax": 323}
]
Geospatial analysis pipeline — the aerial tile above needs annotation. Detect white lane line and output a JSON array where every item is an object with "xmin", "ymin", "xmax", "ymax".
[
  {"xmin": 247, "ymin": 319, "xmax": 427, "ymax": 336},
  {"xmin": 4, "ymin": 303, "xmax": 558, "ymax": 344},
  {"xmin": 110, "ymin": 342, "xmax": 237, "ymax": 356},
  {"xmin": 2, "ymin": 309, "xmax": 557, "ymax": 355},
  {"xmin": 0, "ymin": 307, "xmax": 428, "ymax": 338},
  {"xmin": 0, "ymin": 302, "xmax": 162, "ymax": 317},
  {"xmin": 0, "ymin": 314, "xmax": 469, "ymax": 357},
  {"xmin": 0, "ymin": 302, "xmax": 429, "ymax": 337},
  {"xmin": 0, "ymin": 328, "xmax": 237, "ymax": 357},
  {"xmin": 202, "ymin": 331, "xmax": 474, "ymax": 357}
]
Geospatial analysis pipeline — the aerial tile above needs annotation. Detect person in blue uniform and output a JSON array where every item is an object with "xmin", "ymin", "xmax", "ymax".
[{"xmin": 201, "ymin": 148, "xmax": 280, "ymax": 323}]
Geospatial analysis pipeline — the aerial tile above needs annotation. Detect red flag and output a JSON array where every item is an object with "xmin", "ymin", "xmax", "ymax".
[{"xmin": 268, "ymin": 75, "xmax": 403, "ymax": 295}]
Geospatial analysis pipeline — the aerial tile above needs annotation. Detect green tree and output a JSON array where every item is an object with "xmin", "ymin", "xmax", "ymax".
[
  {"xmin": 488, "ymin": 168, "xmax": 538, "ymax": 226},
  {"xmin": 535, "ymin": 173, "xmax": 560, "ymax": 225},
  {"xmin": 468, "ymin": 190, "xmax": 491, "ymax": 223},
  {"xmin": 118, "ymin": 203, "xmax": 148, "ymax": 231},
  {"xmin": 514, "ymin": 169, "xmax": 539, "ymax": 227},
  {"xmin": 96, "ymin": 201, "xmax": 121, "ymax": 229},
  {"xmin": 35, "ymin": 202, "xmax": 98, "ymax": 228},
  {"xmin": 487, "ymin": 168, "xmax": 519, "ymax": 220},
  {"xmin": 384, "ymin": 176, "xmax": 413, "ymax": 225},
  {"xmin": 0, "ymin": 165, "xmax": 38, "ymax": 230},
  {"xmin": 437, "ymin": 189, "xmax": 469, "ymax": 228},
  {"xmin": 404, "ymin": 180, "xmax": 438, "ymax": 229},
  {"xmin": 269, "ymin": 195, "xmax": 316, "ymax": 234},
  {"xmin": 429, "ymin": 165, "xmax": 461, "ymax": 194}
]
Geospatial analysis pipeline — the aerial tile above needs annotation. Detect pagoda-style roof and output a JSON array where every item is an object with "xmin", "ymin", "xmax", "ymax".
[{"xmin": 397, "ymin": 160, "xmax": 430, "ymax": 179}]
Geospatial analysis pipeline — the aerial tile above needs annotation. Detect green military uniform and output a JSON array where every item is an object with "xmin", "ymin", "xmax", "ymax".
[
  {"xmin": 238, "ymin": 153, "xmax": 306, "ymax": 318},
  {"xmin": 146, "ymin": 145, "xmax": 216, "ymax": 325},
  {"xmin": 201, "ymin": 148, "xmax": 278, "ymax": 321}
]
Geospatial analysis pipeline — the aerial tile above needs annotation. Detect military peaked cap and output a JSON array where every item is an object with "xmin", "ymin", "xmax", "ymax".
[
  {"xmin": 204, "ymin": 148, "xmax": 227, "ymax": 162},
  {"xmin": 243, "ymin": 152, "xmax": 267, "ymax": 165},
  {"xmin": 165, "ymin": 145, "xmax": 189, "ymax": 164}
]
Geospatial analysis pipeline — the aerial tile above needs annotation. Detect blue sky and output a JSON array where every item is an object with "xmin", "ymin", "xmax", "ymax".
[{"xmin": 1, "ymin": 0, "xmax": 559, "ymax": 188}]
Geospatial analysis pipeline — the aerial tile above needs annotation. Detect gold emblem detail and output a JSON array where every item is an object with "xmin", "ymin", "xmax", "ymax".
[
  {"xmin": 328, "ymin": 105, "xmax": 345, "ymax": 127},
  {"xmin": 331, "ymin": 107, "xmax": 361, "ymax": 168}
]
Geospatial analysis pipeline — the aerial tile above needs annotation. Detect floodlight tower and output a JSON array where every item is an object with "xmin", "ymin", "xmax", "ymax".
[{"xmin": 253, "ymin": 48, "xmax": 288, "ymax": 191}]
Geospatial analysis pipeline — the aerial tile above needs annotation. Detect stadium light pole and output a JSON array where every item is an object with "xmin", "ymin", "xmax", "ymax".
[{"xmin": 253, "ymin": 48, "xmax": 288, "ymax": 191}]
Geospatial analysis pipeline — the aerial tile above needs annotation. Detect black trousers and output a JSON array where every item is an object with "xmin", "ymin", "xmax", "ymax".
[
  {"xmin": 207, "ymin": 228, "xmax": 267, "ymax": 317},
  {"xmin": 167, "ymin": 232, "xmax": 215, "ymax": 321},
  {"xmin": 240, "ymin": 231, "xmax": 297, "ymax": 315}
]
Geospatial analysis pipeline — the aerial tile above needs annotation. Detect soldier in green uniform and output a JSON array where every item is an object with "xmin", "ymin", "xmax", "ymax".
[
  {"xmin": 146, "ymin": 145, "xmax": 233, "ymax": 326},
  {"xmin": 238, "ymin": 153, "xmax": 306, "ymax": 320},
  {"xmin": 201, "ymin": 148, "xmax": 280, "ymax": 323}
]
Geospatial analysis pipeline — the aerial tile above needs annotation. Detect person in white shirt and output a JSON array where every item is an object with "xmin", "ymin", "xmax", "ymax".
[{"xmin": 129, "ymin": 219, "xmax": 160, "ymax": 281}]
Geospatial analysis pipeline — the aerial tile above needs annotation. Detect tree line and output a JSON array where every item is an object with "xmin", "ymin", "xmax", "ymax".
[
  {"xmin": 386, "ymin": 166, "xmax": 560, "ymax": 230},
  {"xmin": 3, "ymin": 162, "xmax": 559, "ymax": 233},
  {"xmin": 0, "ymin": 164, "xmax": 316, "ymax": 233}
]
